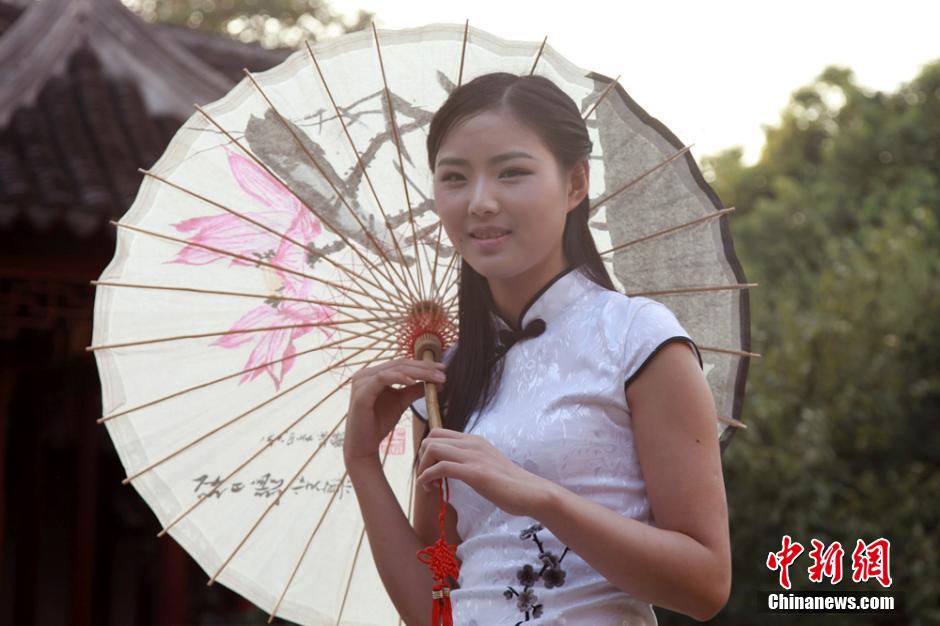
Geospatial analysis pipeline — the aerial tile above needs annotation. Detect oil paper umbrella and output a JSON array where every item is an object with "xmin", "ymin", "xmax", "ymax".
[{"xmin": 90, "ymin": 21, "xmax": 755, "ymax": 626}]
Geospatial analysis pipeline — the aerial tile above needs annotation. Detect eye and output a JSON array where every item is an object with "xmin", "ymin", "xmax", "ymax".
[
  {"xmin": 439, "ymin": 171, "xmax": 465, "ymax": 182},
  {"xmin": 500, "ymin": 168, "xmax": 530, "ymax": 179}
]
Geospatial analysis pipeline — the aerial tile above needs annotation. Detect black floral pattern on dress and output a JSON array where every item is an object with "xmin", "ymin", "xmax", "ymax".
[{"xmin": 503, "ymin": 522, "xmax": 570, "ymax": 624}]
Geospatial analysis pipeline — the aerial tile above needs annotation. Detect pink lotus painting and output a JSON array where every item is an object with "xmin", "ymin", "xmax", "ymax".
[{"xmin": 168, "ymin": 149, "xmax": 337, "ymax": 390}]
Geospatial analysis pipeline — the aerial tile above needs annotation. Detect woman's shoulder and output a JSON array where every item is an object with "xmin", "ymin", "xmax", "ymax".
[
  {"xmin": 588, "ymin": 290, "xmax": 697, "ymax": 362},
  {"xmin": 591, "ymin": 289, "xmax": 676, "ymax": 330}
]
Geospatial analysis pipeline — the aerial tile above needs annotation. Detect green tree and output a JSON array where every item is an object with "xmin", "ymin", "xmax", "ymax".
[
  {"xmin": 122, "ymin": 0, "xmax": 373, "ymax": 48},
  {"xmin": 662, "ymin": 60, "xmax": 940, "ymax": 625}
]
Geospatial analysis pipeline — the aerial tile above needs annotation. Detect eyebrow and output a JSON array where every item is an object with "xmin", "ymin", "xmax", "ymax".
[{"xmin": 435, "ymin": 151, "xmax": 535, "ymax": 168}]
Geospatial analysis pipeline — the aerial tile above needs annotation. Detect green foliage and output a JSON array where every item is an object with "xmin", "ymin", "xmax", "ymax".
[
  {"xmin": 666, "ymin": 60, "xmax": 940, "ymax": 625},
  {"xmin": 121, "ymin": 0, "xmax": 373, "ymax": 48}
]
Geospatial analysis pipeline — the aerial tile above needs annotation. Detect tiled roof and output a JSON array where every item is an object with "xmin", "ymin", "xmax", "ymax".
[{"xmin": 0, "ymin": 0, "xmax": 290, "ymax": 238}]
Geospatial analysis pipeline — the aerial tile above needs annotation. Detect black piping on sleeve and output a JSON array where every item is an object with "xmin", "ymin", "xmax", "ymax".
[
  {"xmin": 624, "ymin": 336, "xmax": 704, "ymax": 390},
  {"xmin": 410, "ymin": 401, "xmax": 428, "ymax": 423}
]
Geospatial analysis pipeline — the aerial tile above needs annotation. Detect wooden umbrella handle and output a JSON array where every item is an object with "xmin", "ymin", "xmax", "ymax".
[{"xmin": 414, "ymin": 333, "xmax": 444, "ymax": 429}]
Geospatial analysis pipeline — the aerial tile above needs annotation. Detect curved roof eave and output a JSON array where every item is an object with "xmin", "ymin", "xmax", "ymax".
[{"xmin": 0, "ymin": 0, "xmax": 235, "ymax": 127}]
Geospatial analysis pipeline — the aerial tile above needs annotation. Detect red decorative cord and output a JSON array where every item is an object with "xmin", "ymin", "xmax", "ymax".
[{"xmin": 416, "ymin": 477, "xmax": 460, "ymax": 626}]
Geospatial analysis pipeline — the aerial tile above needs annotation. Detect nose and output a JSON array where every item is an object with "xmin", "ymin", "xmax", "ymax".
[{"xmin": 468, "ymin": 177, "xmax": 499, "ymax": 216}]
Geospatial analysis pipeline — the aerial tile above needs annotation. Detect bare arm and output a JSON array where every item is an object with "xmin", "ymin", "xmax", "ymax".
[
  {"xmin": 346, "ymin": 450, "xmax": 433, "ymax": 626},
  {"xmin": 346, "ymin": 409, "xmax": 463, "ymax": 626},
  {"xmin": 530, "ymin": 342, "xmax": 731, "ymax": 621},
  {"xmin": 342, "ymin": 358, "xmax": 454, "ymax": 626}
]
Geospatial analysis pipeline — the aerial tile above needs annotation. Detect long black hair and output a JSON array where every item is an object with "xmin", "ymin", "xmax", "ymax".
[{"xmin": 427, "ymin": 72, "xmax": 616, "ymax": 433}]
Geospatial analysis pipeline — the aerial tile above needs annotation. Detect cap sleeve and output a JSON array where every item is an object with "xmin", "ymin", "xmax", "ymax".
[
  {"xmin": 410, "ymin": 345, "xmax": 456, "ymax": 423},
  {"xmin": 411, "ymin": 397, "xmax": 428, "ymax": 423},
  {"xmin": 622, "ymin": 299, "xmax": 703, "ymax": 390}
]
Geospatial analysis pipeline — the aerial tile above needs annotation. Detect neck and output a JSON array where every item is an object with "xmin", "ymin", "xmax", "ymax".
[{"xmin": 487, "ymin": 250, "xmax": 571, "ymax": 330}]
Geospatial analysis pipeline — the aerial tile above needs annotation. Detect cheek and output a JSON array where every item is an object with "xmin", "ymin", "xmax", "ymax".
[{"xmin": 433, "ymin": 202, "xmax": 464, "ymax": 246}]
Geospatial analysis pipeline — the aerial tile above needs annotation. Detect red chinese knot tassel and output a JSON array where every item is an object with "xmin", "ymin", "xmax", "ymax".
[{"xmin": 416, "ymin": 477, "xmax": 459, "ymax": 626}]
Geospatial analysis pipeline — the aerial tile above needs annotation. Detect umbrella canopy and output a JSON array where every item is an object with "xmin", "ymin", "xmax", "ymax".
[{"xmin": 91, "ymin": 22, "xmax": 752, "ymax": 625}]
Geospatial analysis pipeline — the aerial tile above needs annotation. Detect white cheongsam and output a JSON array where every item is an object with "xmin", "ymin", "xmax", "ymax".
[{"xmin": 411, "ymin": 265, "xmax": 703, "ymax": 626}]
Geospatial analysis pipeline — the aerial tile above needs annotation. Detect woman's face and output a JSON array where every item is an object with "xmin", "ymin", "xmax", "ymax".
[{"xmin": 431, "ymin": 108, "xmax": 587, "ymax": 284}]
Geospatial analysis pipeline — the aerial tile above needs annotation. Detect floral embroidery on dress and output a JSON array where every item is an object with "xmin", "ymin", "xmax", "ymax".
[{"xmin": 503, "ymin": 522, "xmax": 570, "ymax": 624}]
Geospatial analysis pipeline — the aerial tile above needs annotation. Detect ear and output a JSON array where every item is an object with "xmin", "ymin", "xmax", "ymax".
[{"xmin": 566, "ymin": 160, "xmax": 589, "ymax": 213}]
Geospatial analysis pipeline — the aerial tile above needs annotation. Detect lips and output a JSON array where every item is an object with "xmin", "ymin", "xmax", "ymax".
[{"xmin": 469, "ymin": 227, "xmax": 511, "ymax": 239}]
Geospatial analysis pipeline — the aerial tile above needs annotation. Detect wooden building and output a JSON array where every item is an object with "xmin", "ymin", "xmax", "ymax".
[{"xmin": 0, "ymin": 0, "xmax": 290, "ymax": 623}]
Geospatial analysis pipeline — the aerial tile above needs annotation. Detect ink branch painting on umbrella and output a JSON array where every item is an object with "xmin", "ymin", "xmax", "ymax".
[{"xmin": 161, "ymin": 80, "xmax": 457, "ymax": 391}]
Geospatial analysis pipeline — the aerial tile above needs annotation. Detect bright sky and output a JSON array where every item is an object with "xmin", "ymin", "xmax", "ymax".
[{"xmin": 330, "ymin": 0, "xmax": 940, "ymax": 166}]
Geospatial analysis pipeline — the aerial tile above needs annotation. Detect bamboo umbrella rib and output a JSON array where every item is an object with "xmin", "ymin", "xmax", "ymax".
[
  {"xmin": 127, "ymin": 332, "xmax": 394, "ymax": 489},
  {"xmin": 528, "ymin": 36, "xmax": 547, "ymax": 75},
  {"xmin": 97, "ymin": 321, "xmax": 397, "ymax": 423},
  {"xmin": 90, "ymin": 280, "xmax": 392, "ymax": 316},
  {"xmin": 697, "ymin": 345, "xmax": 761, "ymax": 358},
  {"xmin": 438, "ymin": 252, "xmax": 461, "ymax": 305},
  {"xmin": 457, "ymin": 19, "xmax": 469, "ymax": 88},
  {"xmin": 266, "ymin": 458, "xmax": 351, "ymax": 622},
  {"xmin": 303, "ymin": 42, "xmax": 424, "ymax": 301},
  {"xmin": 207, "ymin": 346, "xmax": 398, "ymax": 589},
  {"xmin": 439, "ymin": 246, "xmax": 459, "ymax": 296},
  {"xmin": 396, "ymin": 161, "xmax": 446, "ymax": 297},
  {"xmin": 428, "ymin": 221, "xmax": 445, "ymax": 295},
  {"xmin": 209, "ymin": 402, "xmax": 394, "ymax": 588},
  {"xmin": 264, "ymin": 415, "xmax": 398, "ymax": 621},
  {"xmin": 443, "ymin": 290, "xmax": 458, "ymax": 316},
  {"xmin": 86, "ymin": 280, "xmax": 397, "ymax": 345},
  {"xmin": 625, "ymin": 282, "xmax": 758, "ymax": 298},
  {"xmin": 267, "ymin": 400, "xmax": 417, "ymax": 621},
  {"xmin": 168, "ymin": 385, "xmax": 351, "ymax": 543},
  {"xmin": 193, "ymin": 105, "xmax": 409, "ymax": 303},
  {"xmin": 335, "ymin": 498, "xmax": 377, "ymax": 623},
  {"xmin": 597, "ymin": 207, "xmax": 736, "ymax": 257},
  {"xmin": 267, "ymin": 463, "xmax": 352, "ymax": 621},
  {"xmin": 241, "ymin": 70, "xmax": 418, "ymax": 307},
  {"xmin": 582, "ymin": 75, "xmax": 622, "ymax": 121},
  {"xmin": 151, "ymin": 334, "xmax": 392, "ymax": 537},
  {"xmin": 590, "ymin": 144, "xmax": 695, "ymax": 212},
  {"xmin": 394, "ymin": 454, "xmax": 419, "ymax": 626},
  {"xmin": 87, "ymin": 314, "xmax": 393, "ymax": 353},
  {"xmin": 718, "ymin": 415, "xmax": 748, "ymax": 429},
  {"xmin": 371, "ymin": 23, "xmax": 427, "ymax": 299},
  {"xmin": 106, "ymin": 220, "xmax": 404, "ymax": 313},
  {"xmin": 139, "ymin": 168, "xmax": 395, "ymax": 302}
]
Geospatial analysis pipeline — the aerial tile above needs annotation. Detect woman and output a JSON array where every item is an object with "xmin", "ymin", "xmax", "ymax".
[{"xmin": 343, "ymin": 72, "xmax": 730, "ymax": 625}]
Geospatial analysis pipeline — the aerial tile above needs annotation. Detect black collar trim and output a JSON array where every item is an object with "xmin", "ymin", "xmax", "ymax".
[{"xmin": 494, "ymin": 263, "xmax": 579, "ymax": 331}]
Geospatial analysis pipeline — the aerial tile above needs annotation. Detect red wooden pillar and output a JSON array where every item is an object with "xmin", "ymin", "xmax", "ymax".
[
  {"xmin": 156, "ymin": 540, "xmax": 189, "ymax": 625},
  {"xmin": 70, "ymin": 354, "xmax": 99, "ymax": 626},
  {"xmin": 0, "ymin": 352, "xmax": 13, "ymax": 590},
  {"xmin": 12, "ymin": 363, "xmax": 43, "ymax": 626}
]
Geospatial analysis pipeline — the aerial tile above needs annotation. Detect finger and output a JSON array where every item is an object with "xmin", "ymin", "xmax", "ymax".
[
  {"xmin": 357, "ymin": 369, "xmax": 421, "ymax": 399},
  {"xmin": 377, "ymin": 357, "xmax": 447, "ymax": 373},
  {"xmin": 425, "ymin": 428, "xmax": 473, "ymax": 441},
  {"xmin": 418, "ymin": 460, "xmax": 463, "ymax": 492},
  {"xmin": 374, "ymin": 367, "xmax": 440, "ymax": 386},
  {"xmin": 371, "ymin": 362, "xmax": 446, "ymax": 384},
  {"xmin": 421, "ymin": 433, "xmax": 474, "ymax": 456},
  {"xmin": 416, "ymin": 441, "xmax": 468, "ymax": 475}
]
